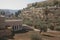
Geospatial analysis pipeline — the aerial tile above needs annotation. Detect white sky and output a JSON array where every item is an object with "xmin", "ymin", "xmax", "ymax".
[{"xmin": 0, "ymin": 0, "xmax": 45, "ymax": 10}]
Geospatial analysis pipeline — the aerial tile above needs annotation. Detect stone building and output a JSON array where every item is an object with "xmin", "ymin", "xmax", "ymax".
[
  {"xmin": 0, "ymin": 15, "xmax": 23, "ymax": 31},
  {"xmin": 0, "ymin": 15, "xmax": 5, "ymax": 29},
  {"xmin": 5, "ymin": 19, "xmax": 22, "ymax": 31}
]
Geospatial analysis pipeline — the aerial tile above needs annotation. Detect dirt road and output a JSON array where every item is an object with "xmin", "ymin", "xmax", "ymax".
[{"xmin": 8, "ymin": 31, "xmax": 60, "ymax": 40}]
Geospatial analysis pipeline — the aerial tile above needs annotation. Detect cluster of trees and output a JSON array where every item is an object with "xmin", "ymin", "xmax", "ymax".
[
  {"xmin": 15, "ymin": 10, "xmax": 21, "ymax": 17},
  {"xmin": 0, "ymin": 10, "xmax": 22, "ymax": 18},
  {"xmin": 0, "ymin": 10, "xmax": 5, "ymax": 15}
]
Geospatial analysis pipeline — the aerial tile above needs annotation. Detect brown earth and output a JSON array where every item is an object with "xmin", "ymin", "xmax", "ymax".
[{"xmin": 9, "ymin": 31, "xmax": 60, "ymax": 40}]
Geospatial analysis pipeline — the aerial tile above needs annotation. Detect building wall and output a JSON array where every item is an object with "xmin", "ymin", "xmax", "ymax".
[
  {"xmin": 0, "ymin": 16, "xmax": 5, "ymax": 29},
  {"xmin": 5, "ymin": 20, "xmax": 22, "ymax": 31}
]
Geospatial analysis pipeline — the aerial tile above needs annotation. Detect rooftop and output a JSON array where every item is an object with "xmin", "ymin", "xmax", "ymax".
[{"xmin": 5, "ymin": 19, "xmax": 22, "ymax": 22}]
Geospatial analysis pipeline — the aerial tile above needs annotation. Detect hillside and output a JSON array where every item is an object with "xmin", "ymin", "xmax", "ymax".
[{"xmin": 19, "ymin": 0, "xmax": 60, "ymax": 31}]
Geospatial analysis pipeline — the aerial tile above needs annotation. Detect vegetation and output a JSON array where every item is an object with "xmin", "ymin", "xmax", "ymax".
[
  {"xmin": 15, "ymin": 10, "xmax": 21, "ymax": 17},
  {"xmin": 18, "ymin": 0, "xmax": 60, "ymax": 31},
  {"xmin": 30, "ymin": 32, "xmax": 42, "ymax": 40},
  {"xmin": 0, "ymin": 0, "xmax": 60, "ymax": 40},
  {"xmin": 0, "ymin": 10, "xmax": 5, "ymax": 15}
]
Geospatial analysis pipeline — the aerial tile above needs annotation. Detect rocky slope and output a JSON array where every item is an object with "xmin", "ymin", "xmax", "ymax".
[{"xmin": 19, "ymin": 0, "xmax": 60, "ymax": 30}]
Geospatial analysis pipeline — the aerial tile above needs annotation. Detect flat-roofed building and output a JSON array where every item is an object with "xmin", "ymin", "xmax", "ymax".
[{"xmin": 5, "ymin": 19, "xmax": 22, "ymax": 31}]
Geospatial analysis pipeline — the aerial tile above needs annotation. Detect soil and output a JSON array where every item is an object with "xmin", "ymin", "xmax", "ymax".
[{"xmin": 9, "ymin": 31, "xmax": 60, "ymax": 40}]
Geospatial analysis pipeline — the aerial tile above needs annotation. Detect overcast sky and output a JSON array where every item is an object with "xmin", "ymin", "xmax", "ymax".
[{"xmin": 0, "ymin": 0, "xmax": 45, "ymax": 10}]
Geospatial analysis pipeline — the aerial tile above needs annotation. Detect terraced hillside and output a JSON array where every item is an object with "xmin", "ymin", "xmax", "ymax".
[{"xmin": 19, "ymin": 0, "xmax": 60, "ymax": 30}]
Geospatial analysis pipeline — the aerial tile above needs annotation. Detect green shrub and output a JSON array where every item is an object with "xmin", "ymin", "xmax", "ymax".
[
  {"xmin": 49, "ymin": 25, "xmax": 54, "ymax": 30},
  {"xmin": 55, "ymin": 27, "xmax": 60, "ymax": 31},
  {"xmin": 55, "ymin": 28, "xmax": 60, "ymax": 31},
  {"xmin": 39, "ymin": 24, "xmax": 47, "ymax": 32},
  {"xmin": 43, "ymin": 26, "xmax": 47, "ymax": 32},
  {"xmin": 30, "ymin": 32, "xmax": 42, "ymax": 40}
]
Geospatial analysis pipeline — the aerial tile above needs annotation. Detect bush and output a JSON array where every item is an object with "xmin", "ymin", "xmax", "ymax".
[
  {"xmin": 43, "ymin": 26, "xmax": 47, "ymax": 32},
  {"xmin": 55, "ymin": 27, "xmax": 60, "ymax": 31},
  {"xmin": 55, "ymin": 28, "xmax": 60, "ymax": 31},
  {"xmin": 30, "ymin": 32, "xmax": 42, "ymax": 40},
  {"xmin": 49, "ymin": 26, "xmax": 54, "ymax": 30},
  {"xmin": 39, "ymin": 25, "xmax": 47, "ymax": 32}
]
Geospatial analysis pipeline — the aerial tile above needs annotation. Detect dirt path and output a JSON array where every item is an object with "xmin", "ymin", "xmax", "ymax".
[{"xmin": 9, "ymin": 31, "xmax": 60, "ymax": 40}]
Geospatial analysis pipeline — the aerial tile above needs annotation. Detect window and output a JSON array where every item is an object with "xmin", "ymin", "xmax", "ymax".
[{"xmin": 16, "ymin": 25, "xmax": 18, "ymax": 30}]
